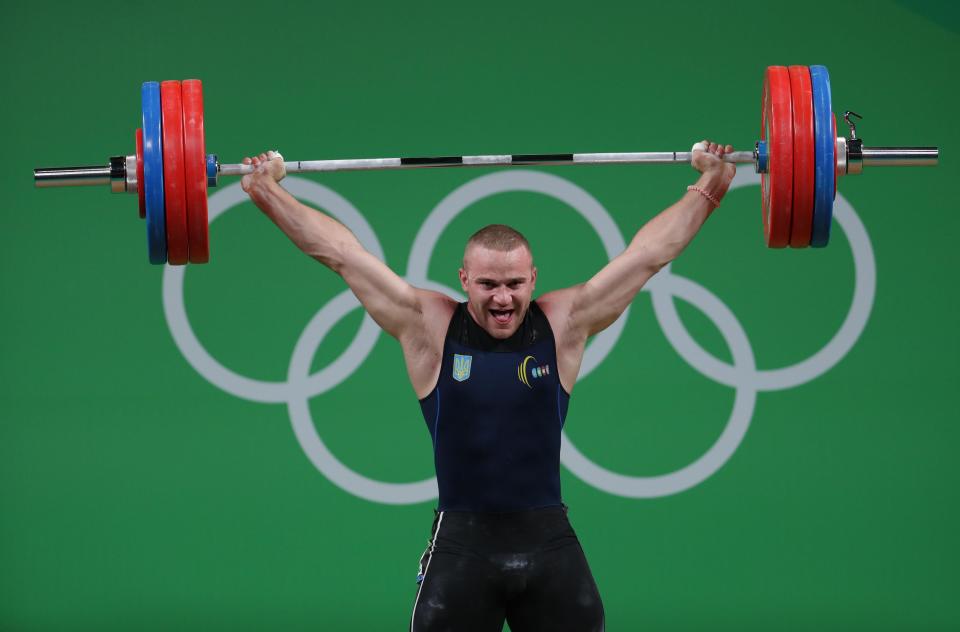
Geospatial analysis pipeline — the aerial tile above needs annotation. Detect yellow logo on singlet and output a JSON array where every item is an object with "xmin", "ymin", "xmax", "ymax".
[{"xmin": 518, "ymin": 355, "xmax": 550, "ymax": 388}]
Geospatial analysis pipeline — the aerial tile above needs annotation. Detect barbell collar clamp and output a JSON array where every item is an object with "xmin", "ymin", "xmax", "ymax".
[
  {"xmin": 206, "ymin": 154, "xmax": 219, "ymax": 188},
  {"xmin": 836, "ymin": 137, "xmax": 848, "ymax": 175},
  {"xmin": 847, "ymin": 138, "xmax": 864, "ymax": 175},
  {"xmin": 755, "ymin": 141, "xmax": 768, "ymax": 174},
  {"xmin": 109, "ymin": 156, "xmax": 126, "ymax": 193},
  {"xmin": 124, "ymin": 154, "xmax": 138, "ymax": 194}
]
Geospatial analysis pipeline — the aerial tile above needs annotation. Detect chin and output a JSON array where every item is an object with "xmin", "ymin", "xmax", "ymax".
[
  {"xmin": 487, "ymin": 325, "xmax": 516, "ymax": 339},
  {"xmin": 483, "ymin": 306, "xmax": 526, "ymax": 338}
]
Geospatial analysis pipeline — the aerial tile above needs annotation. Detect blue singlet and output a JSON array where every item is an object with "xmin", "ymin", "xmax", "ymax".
[{"xmin": 418, "ymin": 301, "xmax": 570, "ymax": 512}]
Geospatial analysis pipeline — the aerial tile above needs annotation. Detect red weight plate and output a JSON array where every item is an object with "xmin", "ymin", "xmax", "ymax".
[
  {"xmin": 181, "ymin": 79, "xmax": 209, "ymax": 263},
  {"xmin": 161, "ymin": 80, "xmax": 189, "ymax": 265},
  {"xmin": 136, "ymin": 128, "xmax": 145, "ymax": 219},
  {"xmin": 788, "ymin": 66, "xmax": 814, "ymax": 248},
  {"xmin": 761, "ymin": 66, "xmax": 794, "ymax": 248}
]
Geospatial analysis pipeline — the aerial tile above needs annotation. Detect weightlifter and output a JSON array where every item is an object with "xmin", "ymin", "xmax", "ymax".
[{"xmin": 240, "ymin": 141, "xmax": 736, "ymax": 632}]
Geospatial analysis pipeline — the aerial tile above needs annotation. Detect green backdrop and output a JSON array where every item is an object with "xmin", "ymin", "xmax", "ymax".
[{"xmin": 2, "ymin": 1, "xmax": 957, "ymax": 629}]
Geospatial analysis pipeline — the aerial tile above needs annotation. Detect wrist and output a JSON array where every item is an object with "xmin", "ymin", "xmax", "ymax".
[
  {"xmin": 247, "ymin": 173, "xmax": 280, "ymax": 202},
  {"xmin": 694, "ymin": 170, "xmax": 729, "ymax": 201},
  {"xmin": 687, "ymin": 185, "xmax": 720, "ymax": 208}
]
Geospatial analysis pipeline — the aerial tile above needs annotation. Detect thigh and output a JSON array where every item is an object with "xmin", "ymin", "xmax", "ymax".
[
  {"xmin": 411, "ymin": 548, "xmax": 506, "ymax": 632},
  {"xmin": 505, "ymin": 542, "xmax": 604, "ymax": 632}
]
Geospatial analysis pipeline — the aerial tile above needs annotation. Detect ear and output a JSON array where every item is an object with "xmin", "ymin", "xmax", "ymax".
[
  {"xmin": 459, "ymin": 267, "xmax": 468, "ymax": 292},
  {"xmin": 530, "ymin": 266, "xmax": 537, "ymax": 289}
]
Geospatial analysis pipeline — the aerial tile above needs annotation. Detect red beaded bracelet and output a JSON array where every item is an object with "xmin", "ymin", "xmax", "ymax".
[{"xmin": 687, "ymin": 185, "xmax": 721, "ymax": 208}]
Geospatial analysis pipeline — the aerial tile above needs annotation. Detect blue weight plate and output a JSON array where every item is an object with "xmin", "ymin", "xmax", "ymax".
[
  {"xmin": 142, "ymin": 81, "xmax": 167, "ymax": 264},
  {"xmin": 809, "ymin": 65, "xmax": 834, "ymax": 247}
]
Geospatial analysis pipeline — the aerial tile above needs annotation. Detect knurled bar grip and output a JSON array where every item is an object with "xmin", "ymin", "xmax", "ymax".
[{"xmin": 217, "ymin": 150, "xmax": 759, "ymax": 176}]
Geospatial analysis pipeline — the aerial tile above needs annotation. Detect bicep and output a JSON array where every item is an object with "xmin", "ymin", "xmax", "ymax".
[
  {"xmin": 574, "ymin": 250, "xmax": 661, "ymax": 336},
  {"xmin": 337, "ymin": 245, "xmax": 424, "ymax": 338}
]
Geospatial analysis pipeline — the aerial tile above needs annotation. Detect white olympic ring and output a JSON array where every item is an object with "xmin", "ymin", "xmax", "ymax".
[{"xmin": 162, "ymin": 169, "xmax": 874, "ymax": 502}]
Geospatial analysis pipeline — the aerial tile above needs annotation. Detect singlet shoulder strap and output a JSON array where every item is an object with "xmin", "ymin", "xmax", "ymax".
[{"xmin": 445, "ymin": 301, "xmax": 552, "ymax": 352}]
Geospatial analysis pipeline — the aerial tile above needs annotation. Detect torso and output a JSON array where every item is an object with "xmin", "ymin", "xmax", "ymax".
[{"xmin": 418, "ymin": 302, "xmax": 569, "ymax": 511}]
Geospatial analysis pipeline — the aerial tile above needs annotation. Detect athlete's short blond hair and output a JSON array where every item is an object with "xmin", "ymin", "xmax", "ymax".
[{"xmin": 465, "ymin": 224, "xmax": 531, "ymax": 255}]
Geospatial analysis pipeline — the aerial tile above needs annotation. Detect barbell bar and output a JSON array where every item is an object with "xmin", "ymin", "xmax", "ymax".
[{"xmin": 33, "ymin": 66, "xmax": 939, "ymax": 264}]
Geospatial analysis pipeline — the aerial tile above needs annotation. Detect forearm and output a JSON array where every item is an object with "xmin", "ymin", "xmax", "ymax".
[
  {"xmin": 245, "ymin": 177, "xmax": 360, "ymax": 273},
  {"xmin": 629, "ymin": 169, "xmax": 728, "ymax": 268},
  {"xmin": 569, "ymin": 144, "xmax": 736, "ymax": 337},
  {"xmin": 244, "ymin": 170, "xmax": 428, "ymax": 340}
]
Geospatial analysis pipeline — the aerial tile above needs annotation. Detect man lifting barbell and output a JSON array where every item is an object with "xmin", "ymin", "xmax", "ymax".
[
  {"xmin": 29, "ymin": 64, "xmax": 939, "ymax": 629},
  {"xmin": 239, "ymin": 141, "xmax": 736, "ymax": 632}
]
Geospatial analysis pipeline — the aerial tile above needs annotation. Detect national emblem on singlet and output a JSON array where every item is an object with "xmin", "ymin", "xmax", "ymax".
[{"xmin": 452, "ymin": 354, "xmax": 472, "ymax": 382}]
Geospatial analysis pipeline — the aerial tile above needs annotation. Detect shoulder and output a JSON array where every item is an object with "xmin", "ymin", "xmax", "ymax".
[
  {"xmin": 536, "ymin": 286, "xmax": 581, "ymax": 324},
  {"xmin": 414, "ymin": 287, "xmax": 459, "ymax": 317},
  {"xmin": 403, "ymin": 288, "xmax": 458, "ymax": 346},
  {"xmin": 535, "ymin": 286, "xmax": 585, "ymax": 342}
]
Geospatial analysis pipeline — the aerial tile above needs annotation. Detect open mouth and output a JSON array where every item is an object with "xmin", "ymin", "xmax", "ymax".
[{"xmin": 490, "ymin": 309, "xmax": 514, "ymax": 324}]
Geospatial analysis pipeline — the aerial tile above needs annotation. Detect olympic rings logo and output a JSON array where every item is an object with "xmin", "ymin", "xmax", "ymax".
[{"xmin": 162, "ymin": 170, "xmax": 875, "ymax": 502}]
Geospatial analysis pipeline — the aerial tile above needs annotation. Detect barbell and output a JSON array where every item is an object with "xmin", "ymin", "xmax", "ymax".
[{"xmin": 33, "ymin": 65, "xmax": 939, "ymax": 265}]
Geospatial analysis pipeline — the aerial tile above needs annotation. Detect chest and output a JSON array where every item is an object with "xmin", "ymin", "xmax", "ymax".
[{"xmin": 439, "ymin": 339, "xmax": 560, "ymax": 414}]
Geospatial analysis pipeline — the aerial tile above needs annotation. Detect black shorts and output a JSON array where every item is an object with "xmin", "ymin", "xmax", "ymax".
[{"xmin": 410, "ymin": 505, "xmax": 604, "ymax": 632}]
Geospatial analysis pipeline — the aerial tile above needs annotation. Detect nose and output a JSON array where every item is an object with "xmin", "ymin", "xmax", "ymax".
[{"xmin": 494, "ymin": 287, "xmax": 511, "ymax": 305}]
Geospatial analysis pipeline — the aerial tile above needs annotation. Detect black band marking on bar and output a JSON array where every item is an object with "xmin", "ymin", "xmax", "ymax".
[
  {"xmin": 401, "ymin": 156, "xmax": 464, "ymax": 166},
  {"xmin": 511, "ymin": 153, "xmax": 574, "ymax": 164}
]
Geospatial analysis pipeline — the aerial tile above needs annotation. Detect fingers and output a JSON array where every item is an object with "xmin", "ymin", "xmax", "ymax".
[
  {"xmin": 694, "ymin": 140, "xmax": 721, "ymax": 154},
  {"xmin": 241, "ymin": 149, "xmax": 286, "ymax": 193},
  {"xmin": 245, "ymin": 152, "xmax": 269, "ymax": 165},
  {"xmin": 695, "ymin": 140, "xmax": 735, "ymax": 156},
  {"xmin": 247, "ymin": 151, "xmax": 284, "ymax": 164},
  {"xmin": 243, "ymin": 151, "xmax": 280, "ymax": 166}
]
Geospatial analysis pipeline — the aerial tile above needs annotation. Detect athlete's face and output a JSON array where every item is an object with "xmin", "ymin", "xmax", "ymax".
[{"xmin": 460, "ymin": 245, "xmax": 537, "ymax": 339}]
